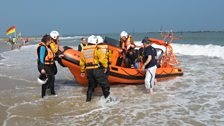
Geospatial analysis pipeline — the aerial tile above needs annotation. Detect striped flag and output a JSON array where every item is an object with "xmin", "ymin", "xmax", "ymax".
[{"xmin": 6, "ymin": 25, "xmax": 16, "ymax": 35}]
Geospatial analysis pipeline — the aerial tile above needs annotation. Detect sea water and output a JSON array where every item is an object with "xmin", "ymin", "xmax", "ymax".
[{"xmin": 0, "ymin": 32, "xmax": 224, "ymax": 126}]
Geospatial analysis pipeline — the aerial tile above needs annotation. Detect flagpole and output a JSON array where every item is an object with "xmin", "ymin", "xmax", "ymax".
[
  {"xmin": 14, "ymin": 25, "xmax": 17, "ymax": 44},
  {"xmin": 14, "ymin": 25, "xmax": 17, "ymax": 38}
]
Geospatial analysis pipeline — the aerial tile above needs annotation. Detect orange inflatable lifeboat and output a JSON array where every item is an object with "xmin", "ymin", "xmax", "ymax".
[{"xmin": 60, "ymin": 36, "xmax": 183, "ymax": 85}]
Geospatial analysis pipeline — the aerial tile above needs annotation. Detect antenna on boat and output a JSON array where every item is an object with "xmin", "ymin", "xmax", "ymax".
[
  {"xmin": 150, "ymin": 30, "xmax": 182, "ymax": 66},
  {"xmin": 160, "ymin": 26, "xmax": 163, "ymax": 32},
  {"xmin": 132, "ymin": 27, "xmax": 135, "ymax": 35}
]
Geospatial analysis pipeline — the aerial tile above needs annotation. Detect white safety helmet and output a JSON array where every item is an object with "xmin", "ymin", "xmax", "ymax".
[
  {"xmin": 37, "ymin": 74, "xmax": 48, "ymax": 85},
  {"xmin": 120, "ymin": 31, "xmax": 128, "ymax": 38},
  {"xmin": 96, "ymin": 36, "xmax": 104, "ymax": 44},
  {"xmin": 88, "ymin": 35, "xmax": 97, "ymax": 44},
  {"xmin": 50, "ymin": 30, "xmax": 60, "ymax": 40}
]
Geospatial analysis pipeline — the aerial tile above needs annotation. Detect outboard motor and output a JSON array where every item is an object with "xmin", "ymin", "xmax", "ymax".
[{"xmin": 155, "ymin": 48, "xmax": 164, "ymax": 68}]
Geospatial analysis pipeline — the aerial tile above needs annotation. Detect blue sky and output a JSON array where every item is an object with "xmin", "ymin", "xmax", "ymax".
[{"xmin": 0, "ymin": 0, "xmax": 224, "ymax": 37}]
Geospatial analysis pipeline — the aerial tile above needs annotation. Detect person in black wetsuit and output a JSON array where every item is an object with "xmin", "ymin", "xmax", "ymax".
[{"xmin": 37, "ymin": 35, "xmax": 57, "ymax": 98}]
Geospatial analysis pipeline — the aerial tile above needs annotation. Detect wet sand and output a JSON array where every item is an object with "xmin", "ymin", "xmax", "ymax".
[
  {"xmin": 0, "ymin": 76, "xmax": 36, "ymax": 126},
  {"xmin": 0, "ymin": 76, "xmax": 28, "ymax": 90},
  {"xmin": 0, "ymin": 42, "xmax": 38, "ymax": 125},
  {"xmin": 0, "ymin": 105, "xmax": 7, "ymax": 126}
]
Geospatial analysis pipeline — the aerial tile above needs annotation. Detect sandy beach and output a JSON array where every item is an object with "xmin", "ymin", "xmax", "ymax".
[{"xmin": 0, "ymin": 37, "xmax": 39, "ymax": 42}]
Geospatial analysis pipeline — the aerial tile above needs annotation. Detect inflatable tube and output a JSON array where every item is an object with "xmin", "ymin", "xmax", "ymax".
[
  {"xmin": 149, "ymin": 38, "xmax": 167, "ymax": 46},
  {"xmin": 60, "ymin": 42, "xmax": 183, "ymax": 85}
]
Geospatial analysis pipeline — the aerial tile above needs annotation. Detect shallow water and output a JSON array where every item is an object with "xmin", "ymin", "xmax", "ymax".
[{"xmin": 0, "ymin": 32, "xmax": 224, "ymax": 125}]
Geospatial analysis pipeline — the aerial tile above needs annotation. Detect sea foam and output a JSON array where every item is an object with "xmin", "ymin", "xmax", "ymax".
[{"xmin": 135, "ymin": 41, "xmax": 224, "ymax": 59}]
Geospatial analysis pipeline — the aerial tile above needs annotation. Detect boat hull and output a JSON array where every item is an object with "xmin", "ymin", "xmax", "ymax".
[{"xmin": 61, "ymin": 47, "xmax": 183, "ymax": 85}]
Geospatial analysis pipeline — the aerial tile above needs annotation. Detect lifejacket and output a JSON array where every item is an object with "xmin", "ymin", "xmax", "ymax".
[
  {"xmin": 37, "ymin": 42, "xmax": 55, "ymax": 65},
  {"xmin": 126, "ymin": 36, "xmax": 131, "ymax": 46},
  {"xmin": 97, "ymin": 44, "xmax": 109, "ymax": 68},
  {"xmin": 125, "ymin": 41, "xmax": 131, "ymax": 52},
  {"xmin": 24, "ymin": 37, "xmax": 28, "ymax": 42},
  {"xmin": 97, "ymin": 44, "xmax": 108, "ymax": 55},
  {"xmin": 80, "ymin": 43, "xmax": 86, "ymax": 52},
  {"xmin": 49, "ymin": 40, "xmax": 59, "ymax": 54},
  {"xmin": 82, "ymin": 45, "xmax": 99, "ymax": 69},
  {"xmin": 124, "ymin": 36, "xmax": 135, "ymax": 54}
]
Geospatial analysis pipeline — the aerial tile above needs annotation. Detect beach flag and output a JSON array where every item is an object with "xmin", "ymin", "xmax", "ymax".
[{"xmin": 6, "ymin": 25, "xmax": 16, "ymax": 35}]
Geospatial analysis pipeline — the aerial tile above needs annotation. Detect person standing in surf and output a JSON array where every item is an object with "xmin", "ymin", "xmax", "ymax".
[
  {"xmin": 37, "ymin": 35, "xmax": 57, "ymax": 98},
  {"xmin": 80, "ymin": 35, "xmax": 113, "ymax": 102},
  {"xmin": 141, "ymin": 37, "xmax": 157, "ymax": 95}
]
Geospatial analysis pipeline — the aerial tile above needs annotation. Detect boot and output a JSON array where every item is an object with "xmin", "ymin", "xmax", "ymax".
[
  {"xmin": 105, "ymin": 95, "xmax": 117, "ymax": 103},
  {"xmin": 42, "ymin": 84, "xmax": 46, "ymax": 98},
  {"xmin": 86, "ymin": 87, "xmax": 93, "ymax": 102},
  {"xmin": 51, "ymin": 91, "xmax": 56, "ymax": 95},
  {"xmin": 102, "ymin": 87, "xmax": 110, "ymax": 99},
  {"xmin": 86, "ymin": 94, "xmax": 91, "ymax": 102}
]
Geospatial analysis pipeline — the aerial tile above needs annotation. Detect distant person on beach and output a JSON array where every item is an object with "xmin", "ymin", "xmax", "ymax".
[
  {"xmin": 17, "ymin": 37, "xmax": 23, "ymax": 49},
  {"xmin": 24, "ymin": 37, "xmax": 29, "ymax": 45},
  {"xmin": 16, "ymin": 32, "xmax": 23, "ymax": 49},
  {"xmin": 8, "ymin": 37, "xmax": 15, "ymax": 50},
  {"xmin": 78, "ymin": 37, "xmax": 87, "ymax": 52},
  {"xmin": 37, "ymin": 35, "xmax": 57, "ymax": 98},
  {"xmin": 141, "ymin": 37, "xmax": 157, "ymax": 95},
  {"xmin": 12, "ymin": 37, "xmax": 16, "ymax": 43},
  {"xmin": 12, "ymin": 37, "xmax": 17, "ymax": 49}
]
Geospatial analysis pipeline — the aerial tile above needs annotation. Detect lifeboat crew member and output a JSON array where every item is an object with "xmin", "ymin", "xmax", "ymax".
[
  {"xmin": 49, "ymin": 30, "xmax": 64, "ymax": 57},
  {"xmin": 120, "ymin": 31, "xmax": 128, "ymax": 49},
  {"xmin": 123, "ymin": 35, "xmax": 136, "ymax": 68},
  {"xmin": 141, "ymin": 37, "xmax": 157, "ymax": 95},
  {"xmin": 91, "ymin": 36, "xmax": 110, "ymax": 90},
  {"xmin": 116, "ymin": 31, "xmax": 129, "ymax": 66},
  {"xmin": 80, "ymin": 35, "xmax": 111, "ymax": 102},
  {"xmin": 96, "ymin": 35, "xmax": 110, "ymax": 75},
  {"xmin": 78, "ymin": 37, "xmax": 87, "ymax": 52},
  {"xmin": 37, "ymin": 35, "xmax": 57, "ymax": 98},
  {"xmin": 49, "ymin": 30, "xmax": 66, "ymax": 66},
  {"xmin": 120, "ymin": 31, "xmax": 136, "ymax": 68}
]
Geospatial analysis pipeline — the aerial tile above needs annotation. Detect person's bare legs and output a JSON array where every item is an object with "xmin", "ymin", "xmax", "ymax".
[
  {"xmin": 154, "ymin": 79, "xmax": 157, "ymax": 85},
  {"xmin": 149, "ymin": 88, "xmax": 154, "ymax": 95}
]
